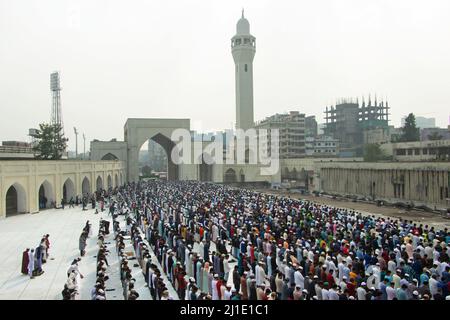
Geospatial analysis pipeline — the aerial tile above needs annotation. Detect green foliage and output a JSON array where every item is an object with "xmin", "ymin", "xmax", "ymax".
[
  {"xmin": 400, "ymin": 113, "xmax": 420, "ymax": 142},
  {"xmin": 363, "ymin": 143, "xmax": 389, "ymax": 162},
  {"xmin": 31, "ymin": 123, "xmax": 68, "ymax": 159}
]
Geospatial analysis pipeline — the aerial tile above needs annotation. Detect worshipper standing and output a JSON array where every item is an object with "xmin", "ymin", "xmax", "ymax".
[
  {"xmin": 28, "ymin": 249, "xmax": 35, "ymax": 278},
  {"xmin": 44, "ymin": 234, "xmax": 50, "ymax": 259},
  {"xmin": 34, "ymin": 243, "xmax": 44, "ymax": 276},
  {"xmin": 21, "ymin": 248, "xmax": 30, "ymax": 275},
  {"xmin": 79, "ymin": 231, "xmax": 88, "ymax": 256},
  {"xmin": 40, "ymin": 237, "xmax": 48, "ymax": 263}
]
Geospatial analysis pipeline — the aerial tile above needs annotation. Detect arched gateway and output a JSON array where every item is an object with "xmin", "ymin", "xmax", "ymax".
[{"xmin": 92, "ymin": 119, "xmax": 191, "ymax": 182}]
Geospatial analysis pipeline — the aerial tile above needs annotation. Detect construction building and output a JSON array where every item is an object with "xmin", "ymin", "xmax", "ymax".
[{"xmin": 324, "ymin": 96, "xmax": 390, "ymax": 157}]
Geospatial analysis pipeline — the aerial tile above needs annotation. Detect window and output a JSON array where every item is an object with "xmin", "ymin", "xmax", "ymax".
[{"xmin": 245, "ymin": 64, "xmax": 248, "ymax": 72}]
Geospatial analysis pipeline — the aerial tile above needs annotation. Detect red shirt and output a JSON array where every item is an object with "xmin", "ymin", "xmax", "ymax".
[
  {"xmin": 177, "ymin": 273, "xmax": 187, "ymax": 289},
  {"xmin": 216, "ymin": 280, "xmax": 223, "ymax": 299}
]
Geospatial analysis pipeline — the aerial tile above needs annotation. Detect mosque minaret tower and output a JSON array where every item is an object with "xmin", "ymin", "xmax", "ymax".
[{"xmin": 232, "ymin": 9, "xmax": 256, "ymax": 130}]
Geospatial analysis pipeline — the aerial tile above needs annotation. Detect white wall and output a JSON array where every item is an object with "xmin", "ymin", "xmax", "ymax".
[{"xmin": 0, "ymin": 160, "xmax": 126, "ymax": 218}]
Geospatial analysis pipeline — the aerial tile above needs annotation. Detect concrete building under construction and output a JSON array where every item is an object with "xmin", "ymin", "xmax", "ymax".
[{"xmin": 324, "ymin": 96, "xmax": 390, "ymax": 157}]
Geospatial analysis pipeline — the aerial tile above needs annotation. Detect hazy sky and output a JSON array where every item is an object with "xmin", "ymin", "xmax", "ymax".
[{"xmin": 1, "ymin": 0, "xmax": 450, "ymax": 151}]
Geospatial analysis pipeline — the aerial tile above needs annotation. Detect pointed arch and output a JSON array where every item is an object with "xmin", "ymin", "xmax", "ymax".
[
  {"xmin": 38, "ymin": 179, "xmax": 54, "ymax": 209},
  {"xmin": 82, "ymin": 176, "xmax": 91, "ymax": 195},
  {"xmin": 96, "ymin": 176, "xmax": 103, "ymax": 191},
  {"xmin": 5, "ymin": 182, "xmax": 27, "ymax": 216},
  {"xmin": 101, "ymin": 153, "xmax": 119, "ymax": 160},
  {"xmin": 62, "ymin": 178, "xmax": 75, "ymax": 202},
  {"xmin": 199, "ymin": 153, "xmax": 213, "ymax": 182},
  {"xmin": 239, "ymin": 168, "xmax": 245, "ymax": 182},
  {"xmin": 224, "ymin": 168, "xmax": 237, "ymax": 183},
  {"xmin": 107, "ymin": 175, "xmax": 112, "ymax": 189}
]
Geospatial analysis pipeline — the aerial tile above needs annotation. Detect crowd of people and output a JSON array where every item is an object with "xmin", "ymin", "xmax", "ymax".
[
  {"xmin": 22, "ymin": 179, "xmax": 449, "ymax": 301},
  {"xmin": 21, "ymin": 235, "xmax": 50, "ymax": 279},
  {"xmin": 89, "ymin": 218, "xmax": 111, "ymax": 300},
  {"xmin": 106, "ymin": 180, "xmax": 449, "ymax": 301}
]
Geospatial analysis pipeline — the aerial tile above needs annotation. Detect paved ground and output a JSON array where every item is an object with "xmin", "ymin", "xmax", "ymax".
[
  {"xmin": 0, "ymin": 204, "xmax": 181, "ymax": 300},
  {"xmin": 0, "ymin": 206, "xmax": 100, "ymax": 299}
]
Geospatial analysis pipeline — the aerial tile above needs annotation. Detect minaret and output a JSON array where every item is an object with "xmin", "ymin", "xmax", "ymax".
[{"xmin": 231, "ymin": 9, "xmax": 255, "ymax": 130}]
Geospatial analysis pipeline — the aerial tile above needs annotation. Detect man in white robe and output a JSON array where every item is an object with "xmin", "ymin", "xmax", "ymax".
[{"xmin": 28, "ymin": 249, "xmax": 35, "ymax": 278}]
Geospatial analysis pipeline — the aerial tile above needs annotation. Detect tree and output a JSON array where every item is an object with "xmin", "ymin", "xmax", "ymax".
[
  {"xmin": 427, "ymin": 131, "xmax": 443, "ymax": 141},
  {"xmin": 363, "ymin": 143, "xmax": 389, "ymax": 162},
  {"xmin": 400, "ymin": 113, "xmax": 420, "ymax": 142},
  {"xmin": 31, "ymin": 123, "xmax": 68, "ymax": 159}
]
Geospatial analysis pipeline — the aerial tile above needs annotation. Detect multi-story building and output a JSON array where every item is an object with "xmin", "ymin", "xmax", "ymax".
[
  {"xmin": 381, "ymin": 139, "xmax": 450, "ymax": 162},
  {"xmin": 324, "ymin": 96, "xmax": 390, "ymax": 156},
  {"xmin": 305, "ymin": 136, "xmax": 339, "ymax": 157},
  {"xmin": 255, "ymin": 111, "xmax": 306, "ymax": 159}
]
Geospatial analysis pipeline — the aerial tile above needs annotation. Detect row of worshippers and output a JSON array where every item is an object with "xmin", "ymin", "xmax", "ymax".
[
  {"xmin": 112, "ymin": 212, "xmax": 140, "ymax": 300},
  {"xmin": 90, "ymin": 218, "xmax": 112, "ymax": 300},
  {"xmin": 110, "ymin": 180, "xmax": 449, "ymax": 300},
  {"xmin": 109, "ymin": 199, "xmax": 176, "ymax": 300},
  {"xmin": 122, "ymin": 212, "xmax": 174, "ymax": 300},
  {"xmin": 21, "ymin": 235, "xmax": 50, "ymax": 279},
  {"xmin": 63, "ymin": 220, "xmax": 93, "ymax": 299}
]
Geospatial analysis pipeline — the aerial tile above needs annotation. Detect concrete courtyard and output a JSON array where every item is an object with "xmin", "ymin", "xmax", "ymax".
[{"xmin": 0, "ymin": 206, "xmax": 153, "ymax": 300}]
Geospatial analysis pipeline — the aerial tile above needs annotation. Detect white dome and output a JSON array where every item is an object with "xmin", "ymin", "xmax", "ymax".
[{"xmin": 236, "ymin": 10, "xmax": 250, "ymax": 35}]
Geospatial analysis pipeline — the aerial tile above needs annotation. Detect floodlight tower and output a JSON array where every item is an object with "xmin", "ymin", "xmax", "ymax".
[
  {"xmin": 83, "ymin": 133, "xmax": 86, "ymax": 160},
  {"xmin": 50, "ymin": 72, "xmax": 64, "ymax": 133},
  {"xmin": 73, "ymin": 127, "xmax": 78, "ymax": 159}
]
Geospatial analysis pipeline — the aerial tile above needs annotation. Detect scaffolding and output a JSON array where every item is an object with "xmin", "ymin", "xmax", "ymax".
[
  {"xmin": 324, "ymin": 96, "xmax": 390, "ymax": 127},
  {"xmin": 323, "ymin": 96, "xmax": 391, "ymax": 156}
]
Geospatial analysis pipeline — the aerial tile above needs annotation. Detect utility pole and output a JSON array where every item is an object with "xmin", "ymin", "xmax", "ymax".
[
  {"xmin": 73, "ymin": 127, "xmax": 78, "ymax": 159},
  {"xmin": 83, "ymin": 133, "xmax": 86, "ymax": 160}
]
